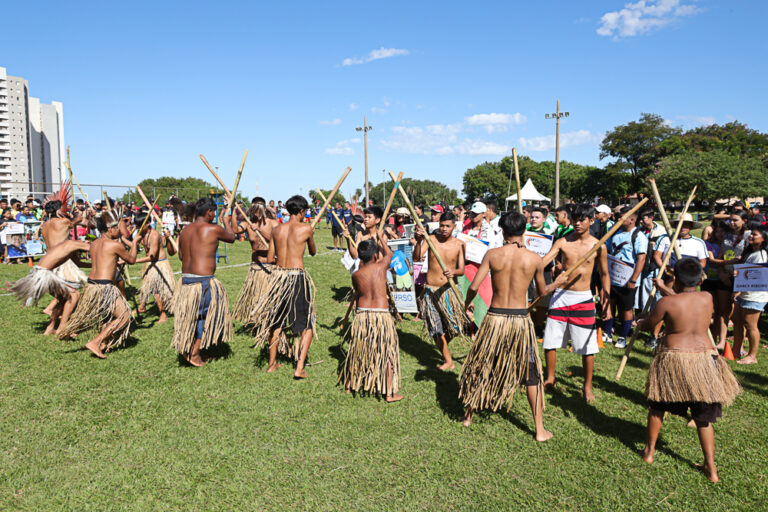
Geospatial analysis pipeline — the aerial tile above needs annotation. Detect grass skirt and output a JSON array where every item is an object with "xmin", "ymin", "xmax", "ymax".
[
  {"xmin": 340, "ymin": 309, "xmax": 400, "ymax": 395},
  {"xmin": 171, "ymin": 277, "xmax": 231, "ymax": 355},
  {"xmin": 53, "ymin": 259, "xmax": 87, "ymax": 288},
  {"xmin": 139, "ymin": 259, "xmax": 175, "ymax": 306},
  {"xmin": 418, "ymin": 283, "xmax": 470, "ymax": 340},
  {"xmin": 12, "ymin": 266, "xmax": 77, "ymax": 306},
  {"xmin": 250, "ymin": 267, "xmax": 316, "ymax": 360},
  {"xmin": 645, "ymin": 348, "xmax": 742, "ymax": 405},
  {"xmin": 57, "ymin": 282, "xmax": 131, "ymax": 350},
  {"xmin": 459, "ymin": 312, "xmax": 542, "ymax": 412},
  {"xmin": 232, "ymin": 262, "xmax": 273, "ymax": 325}
]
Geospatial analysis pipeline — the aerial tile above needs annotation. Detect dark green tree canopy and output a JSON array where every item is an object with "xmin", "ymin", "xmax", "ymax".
[
  {"xmin": 308, "ymin": 189, "xmax": 346, "ymax": 206},
  {"xmin": 369, "ymin": 178, "xmax": 460, "ymax": 208},
  {"xmin": 119, "ymin": 176, "xmax": 245, "ymax": 205},
  {"xmin": 654, "ymin": 121, "xmax": 768, "ymax": 164}
]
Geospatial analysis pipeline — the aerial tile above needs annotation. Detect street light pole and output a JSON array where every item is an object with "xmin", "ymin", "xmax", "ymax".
[
  {"xmin": 545, "ymin": 101, "xmax": 569, "ymax": 207},
  {"xmin": 356, "ymin": 117, "xmax": 372, "ymax": 208},
  {"xmin": 382, "ymin": 169, "xmax": 386, "ymax": 206}
]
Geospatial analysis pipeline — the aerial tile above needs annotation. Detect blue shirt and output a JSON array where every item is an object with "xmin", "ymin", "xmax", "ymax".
[
  {"xmin": 390, "ymin": 251, "xmax": 409, "ymax": 276},
  {"xmin": 607, "ymin": 227, "xmax": 648, "ymax": 265},
  {"xmin": 332, "ymin": 208, "xmax": 345, "ymax": 227},
  {"xmin": 342, "ymin": 209, "xmax": 352, "ymax": 224}
]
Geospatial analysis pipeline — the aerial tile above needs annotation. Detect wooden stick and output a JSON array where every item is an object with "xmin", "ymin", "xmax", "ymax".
[
  {"xmin": 199, "ymin": 154, "xmax": 268, "ymax": 246},
  {"xmin": 228, "ymin": 149, "xmax": 248, "ymax": 215},
  {"xmin": 379, "ymin": 171, "xmax": 404, "ymax": 230},
  {"xmin": 311, "ymin": 166, "xmax": 352, "ymax": 229},
  {"xmin": 135, "ymin": 185, "xmax": 179, "ymax": 252},
  {"xmin": 317, "ymin": 189, "xmax": 354, "ymax": 248},
  {"xmin": 649, "ymin": 178, "xmax": 681, "ymax": 260},
  {"xmin": 389, "ymin": 171, "xmax": 465, "ymax": 308},
  {"xmin": 528, "ymin": 197, "xmax": 650, "ymax": 311},
  {"xmin": 138, "ymin": 195, "xmax": 160, "ymax": 234},
  {"xmin": 65, "ymin": 148, "xmax": 93, "ymax": 209},
  {"xmin": 103, "ymin": 191, "xmax": 112, "ymax": 209},
  {"xmin": 66, "ymin": 147, "xmax": 75, "ymax": 210},
  {"xmin": 512, "ymin": 148, "xmax": 523, "ymax": 214},
  {"xmin": 616, "ymin": 187, "xmax": 697, "ymax": 380}
]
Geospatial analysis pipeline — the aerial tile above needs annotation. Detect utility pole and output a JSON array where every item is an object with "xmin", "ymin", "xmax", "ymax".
[
  {"xmin": 356, "ymin": 117, "xmax": 372, "ymax": 207},
  {"xmin": 545, "ymin": 101, "xmax": 569, "ymax": 207},
  {"xmin": 382, "ymin": 169, "xmax": 386, "ymax": 206}
]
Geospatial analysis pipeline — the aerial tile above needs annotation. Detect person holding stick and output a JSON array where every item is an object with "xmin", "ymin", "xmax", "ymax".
[
  {"xmin": 345, "ymin": 206, "xmax": 387, "ymax": 260},
  {"xmin": 134, "ymin": 212, "xmax": 176, "ymax": 324},
  {"xmin": 250, "ymin": 195, "xmax": 317, "ymax": 378},
  {"xmin": 412, "ymin": 211, "xmax": 470, "ymax": 371},
  {"xmin": 172, "ymin": 197, "xmax": 237, "ymax": 367},
  {"xmin": 460, "ymin": 211, "xmax": 565, "ymax": 436}
]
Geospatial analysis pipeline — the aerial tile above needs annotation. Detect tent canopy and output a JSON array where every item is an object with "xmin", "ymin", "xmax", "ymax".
[{"xmin": 506, "ymin": 178, "xmax": 550, "ymax": 202}]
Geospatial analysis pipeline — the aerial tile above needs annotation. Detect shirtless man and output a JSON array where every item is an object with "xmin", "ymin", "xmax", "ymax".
[
  {"xmin": 236, "ymin": 197, "xmax": 280, "ymax": 264},
  {"xmin": 412, "ymin": 211, "xmax": 468, "ymax": 371},
  {"xmin": 173, "ymin": 197, "xmax": 237, "ymax": 366},
  {"xmin": 340, "ymin": 238, "xmax": 403, "ymax": 402},
  {"xmin": 540, "ymin": 204, "xmax": 610, "ymax": 402},
  {"xmin": 263, "ymin": 195, "xmax": 317, "ymax": 378},
  {"xmin": 346, "ymin": 206, "xmax": 386, "ymax": 260},
  {"xmin": 12, "ymin": 239, "xmax": 91, "ymax": 335},
  {"xmin": 135, "ymin": 213, "xmax": 176, "ymax": 324},
  {"xmin": 57, "ymin": 209, "xmax": 139, "ymax": 358},
  {"xmin": 460, "ymin": 211, "xmax": 564, "ymax": 437}
]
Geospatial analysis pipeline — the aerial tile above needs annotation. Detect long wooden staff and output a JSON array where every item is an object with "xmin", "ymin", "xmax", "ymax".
[
  {"xmin": 135, "ymin": 186, "xmax": 179, "ymax": 252},
  {"xmin": 615, "ymin": 187, "xmax": 697, "ymax": 380},
  {"xmin": 65, "ymin": 147, "xmax": 93, "ymax": 209},
  {"xmin": 528, "ymin": 197, "xmax": 649, "ymax": 311},
  {"xmin": 512, "ymin": 148, "xmax": 523, "ymax": 214},
  {"xmin": 138, "ymin": 195, "xmax": 160, "ymax": 234},
  {"xmin": 389, "ymin": 171, "xmax": 465, "ymax": 308},
  {"xmin": 66, "ymin": 147, "xmax": 75, "ymax": 210},
  {"xmin": 311, "ymin": 167, "xmax": 353, "ymax": 229},
  {"xmin": 199, "ymin": 154, "xmax": 268, "ymax": 247},
  {"xmin": 228, "ymin": 150, "xmax": 248, "ymax": 215},
  {"xmin": 649, "ymin": 178, "xmax": 681, "ymax": 259},
  {"xmin": 379, "ymin": 171, "xmax": 404, "ymax": 230}
]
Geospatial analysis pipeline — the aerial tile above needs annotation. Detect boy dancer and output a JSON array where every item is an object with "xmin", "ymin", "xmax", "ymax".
[
  {"xmin": 251, "ymin": 195, "xmax": 317, "ymax": 378},
  {"xmin": 172, "ymin": 197, "xmax": 237, "ymax": 367},
  {"xmin": 412, "ymin": 211, "xmax": 470, "ymax": 371},
  {"xmin": 540, "ymin": 204, "xmax": 611, "ymax": 402},
  {"xmin": 460, "ymin": 212, "xmax": 565, "ymax": 438},
  {"xmin": 135, "ymin": 213, "xmax": 176, "ymax": 324},
  {"xmin": 637, "ymin": 258, "xmax": 741, "ymax": 482},
  {"xmin": 340, "ymin": 239, "xmax": 402, "ymax": 401}
]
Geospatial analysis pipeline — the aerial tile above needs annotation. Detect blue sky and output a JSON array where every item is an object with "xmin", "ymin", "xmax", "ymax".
[{"xmin": 2, "ymin": 0, "xmax": 766, "ymax": 202}]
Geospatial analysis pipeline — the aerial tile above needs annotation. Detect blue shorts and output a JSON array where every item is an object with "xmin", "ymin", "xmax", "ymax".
[
  {"xmin": 737, "ymin": 296, "xmax": 767, "ymax": 312},
  {"xmin": 181, "ymin": 274, "xmax": 214, "ymax": 339}
]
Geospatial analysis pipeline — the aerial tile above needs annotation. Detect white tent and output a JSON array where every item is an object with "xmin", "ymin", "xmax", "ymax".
[{"xmin": 506, "ymin": 178, "xmax": 550, "ymax": 202}]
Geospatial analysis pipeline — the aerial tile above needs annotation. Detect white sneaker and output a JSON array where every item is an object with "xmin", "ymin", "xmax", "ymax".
[
  {"xmin": 615, "ymin": 337, "xmax": 627, "ymax": 349},
  {"xmin": 603, "ymin": 332, "xmax": 613, "ymax": 344}
]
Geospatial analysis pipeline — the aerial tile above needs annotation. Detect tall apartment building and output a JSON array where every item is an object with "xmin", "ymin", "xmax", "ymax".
[{"xmin": 0, "ymin": 66, "xmax": 66, "ymax": 200}]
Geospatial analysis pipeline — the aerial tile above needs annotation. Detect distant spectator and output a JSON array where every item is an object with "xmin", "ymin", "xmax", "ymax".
[{"xmin": 15, "ymin": 205, "xmax": 37, "ymax": 223}]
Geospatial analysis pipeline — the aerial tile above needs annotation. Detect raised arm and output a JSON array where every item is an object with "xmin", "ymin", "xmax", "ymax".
[
  {"xmin": 114, "ymin": 235, "xmax": 140, "ymax": 265},
  {"xmin": 216, "ymin": 212, "xmax": 237, "ymax": 243}
]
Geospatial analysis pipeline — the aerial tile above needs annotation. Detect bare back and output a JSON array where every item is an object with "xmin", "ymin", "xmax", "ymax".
[
  {"xmin": 89, "ymin": 237, "xmax": 129, "ymax": 281},
  {"xmin": 41, "ymin": 216, "xmax": 75, "ymax": 248},
  {"xmin": 269, "ymin": 217, "xmax": 315, "ymax": 269},
  {"xmin": 178, "ymin": 218, "xmax": 235, "ymax": 275},
  {"xmin": 142, "ymin": 230, "xmax": 167, "ymax": 261},
  {"xmin": 648, "ymin": 291, "xmax": 714, "ymax": 350},
  {"xmin": 486, "ymin": 245, "xmax": 541, "ymax": 309},
  {"xmin": 353, "ymin": 262, "xmax": 389, "ymax": 310},
  {"xmin": 248, "ymin": 219, "xmax": 279, "ymax": 263}
]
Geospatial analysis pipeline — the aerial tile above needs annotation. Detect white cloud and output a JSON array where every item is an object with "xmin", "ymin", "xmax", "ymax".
[
  {"xmin": 597, "ymin": 0, "xmax": 702, "ymax": 39},
  {"xmin": 676, "ymin": 115, "xmax": 716, "ymax": 126},
  {"xmin": 349, "ymin": 103, "xmax": 358, "ymax": 111},
  {"xmin": 341, "ymin": 47, "xmax": 410, "ymax": 66},
  {"xmin": 380, "ymin": 124, "xmax": 508, "ymax": 156},
  {"xmin": 319, "ymin": 118, "xmax": 342, "ymax": 126},
  {"xmin": 465, "ymin": 112, "xmax": 527, "ymax": 133},
  {"xmin": 518, "ymin": 130, "xmax": 602, "ymax": 152},
  {"xmin": 370, "ymin": 106, "xmax": 388, "ymax": 114},
  {"xmin": 325, "ymin": 138, "xmax": 360, "ymax": 155}
]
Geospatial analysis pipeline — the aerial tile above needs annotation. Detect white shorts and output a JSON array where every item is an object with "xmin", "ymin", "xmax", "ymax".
[{"xmin": 543, "ymin": 289, "xmax": 599, "ymax": 356}]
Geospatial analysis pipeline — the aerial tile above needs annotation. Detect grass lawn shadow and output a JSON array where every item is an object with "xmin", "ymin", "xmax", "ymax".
[
  {"xmin": 587, "ymin": 371, "xmax": 649, "ymax": 408},
  {"xmin": 330, "ymin": 285, "xmax": 352, "ymax": 302}
]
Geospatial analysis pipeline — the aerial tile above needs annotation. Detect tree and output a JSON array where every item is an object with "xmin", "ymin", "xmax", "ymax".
[
  {"xmin": 308, "ymin": 189, "xmax": 345, "ymax": 206},
  {"xmin": 600, "ymin": 113, "xmax": 682, "ymax": 190},
  {"xmin": 119, "ymin": 176, "xmax": 243, "ymax": 205},
  {"xmin": 369, "ymin": 178, "xmax": 460, "ymax": 208},
  {"xmin": 655, "ymin": 121, "xmax": 768, "ymax": 165},
  {"xmin": 655, "ymin": 150, "xmax": 768, "ymax": 204}
]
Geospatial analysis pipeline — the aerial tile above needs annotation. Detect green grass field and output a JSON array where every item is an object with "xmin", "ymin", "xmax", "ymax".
[{"xmin": 1, "ymin": 227, "xmax": 767, "ymax": 511}]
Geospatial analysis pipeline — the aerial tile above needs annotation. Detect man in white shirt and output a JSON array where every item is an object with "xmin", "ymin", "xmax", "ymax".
[{"xmin": 653, "ymin": 213, "xmax": 707, "ymax": 270}]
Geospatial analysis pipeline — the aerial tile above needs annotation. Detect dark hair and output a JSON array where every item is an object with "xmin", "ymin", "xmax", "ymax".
[
  {"xmin": 364, "ymin": 206, "xmax": 383, "ymax": 220},
  {"xmin": 195, "ymin": 197, "xmax": 217, "ymax": 217},
  {"xmin": 439, "ymin": 211, "xmax": 456, "ymax": 223},
  {"xmin": 731, "ymin": 209, "xmax": 749, "ymax": 222},
  {"xmin": 358, "ymin": 239, "xmax": 377, "ymax": 263},
  {"xmin": 485, "ymin": 199, "xmax": 498, "ymax": 213},
  {"xmin": 462, "ymin": 201, "xmax": 472, "ymax": 211},
  {"xmin": 638, "ymin": 207, "xmax": 654, "ymax": 219},
  {"xmin": 674, "ymin": 257, "xmax": 703, "ymax": 287},
  {"xmin": 252, "ymin": 196, "xmax": 265, "ymax": 205},
  {"xmin": 523, "ymin": 205, "xmax": 533, "ymax": 214},
  {"xmin": 181, "ymin": 203, "xmax": 196, "ymax": 222},
  {"xmin": 44, "ymin": 200, "xmax": 62, "ymax": 215},
  {"xmin": 285, "ymin": 195, "xmax": 309, "ymax": 215},
  {"xmin": 571, "ymin": 203, "xmax": 595, "ymax": 222},
  {"xmin": 747, "ymin": 219, "xmax": 763, "ymax": 232},
  {"xmin": 499, "ymin": 211, "xmax": 526, "ymax": 237},
  {"xmin": 532, "ymin": 207, "xmax": 547, "ymax": 217},
  {"xmin": 744, "ymin": 227, "xmax": 768, "ymax": 260},
  {"xmin": 555, "ymin": 204, "xmax": 571, "ymax": 220},
  {"xmin": 98, "ymin": 209, "xmax": 121, "ymax": 231},
  {"xmin": 134, "ymin": 212, "xmax": 150, "ymax": 228}
]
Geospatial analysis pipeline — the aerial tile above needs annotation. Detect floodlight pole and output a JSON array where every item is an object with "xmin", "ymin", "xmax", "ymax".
[
  {"xmin": 545, "ymin": 101, "xmax": 569, "ymax": 207},
  {"xmin": 356, "ymin": 117, "xmax": 372, "ymax": 208}
]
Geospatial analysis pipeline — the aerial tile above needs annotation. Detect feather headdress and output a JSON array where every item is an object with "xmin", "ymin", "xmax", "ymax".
[{"xmin": 43, "ymin": 181, "xmax": 72, "ymax": 213}]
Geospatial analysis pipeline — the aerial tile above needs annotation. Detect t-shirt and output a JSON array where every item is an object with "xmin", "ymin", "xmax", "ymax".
[
  {"xmin": 332, "ymin": 208, "xmax": 345, "ymax": 227},
  {"xmin": 15, "ymin": 213, "xmax": 36, "ymax": 223},
  {"xmin": 390, "ymin": 251, "xmax": 409, "ymax": 276},
  {"xmin": 342, "ymin": 209, "xmax": 352, "ymax": 224},
  {"xmin": 656, "ymin": 235, "xmax": 708, "ymax": 266},
  {"xmin": 704, "ymin": 240, "xmax": 721, "ymax": 279},
  {"xmin": 554, "ymin": 224, "xmax": 574, "ymax": 240},
  {"xmin": 542, "ymin": 214, "xmax": 558, "ymax": 236},
  {"xmin": 741, "ymin": 249, "xmax": 768, "ymax": 302},
  {"xmin": 607, "ymin": 227, "xmax": 648, "ymax": 265}
]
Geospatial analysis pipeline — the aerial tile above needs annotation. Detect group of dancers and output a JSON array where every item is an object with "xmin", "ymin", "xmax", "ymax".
[{"xmin": 10, "ymin": 185, "xmax": 742, "ymax": 482}]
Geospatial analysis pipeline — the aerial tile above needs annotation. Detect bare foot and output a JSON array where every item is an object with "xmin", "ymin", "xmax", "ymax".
[
  {"xmin": 85, "ymin": 340, "xmax": 106, "ymax": 359},
  {"xmin": 266, "ymin": 363, "xmax": 282, "ymax": 373},
  {"xmin": 687, "ymin": 419, "xmax": 696, "ymax": 428},
  {"xmin": 584, "ymin": 387, "xmax": 595, "ymax": 402},
  {"xmin": 638, "ymin": 447, "xmax": 654, "ymax": 464},
  {"xmin": 183, "ymin": 354, "xmax": 206, "ymax": 367},
  {"xmin": 438, "ymin": 361, "xmax": 455, "ymax": 371},
  {"xmin": 535, "ymin": 429, "xmax": 554, "ymax": 442},
  {"xmin": 386, "ymin": 394, "xmax": 403, "ymax": 403},
  {"xmin": 294, "ymin": 369, "xmax": 308, "ymax": 379},
  {"xmin": 43, "ymin": 325, "xmax": 56, "ymax": 336},
  {"xmin": 157, "ymin": 313, "xmax": 168, "ymax": 324},
  {"xmin": 345, "ymin": 388, "xmax": 351, "ymax": 394},
  {"xmin": 737, "ymin": 356, "xmax": 757, "ymax": 365},
  {"xmin": 695, "ymin": 463, "xmax": 719, "ymax": 483},
  {"xmin": 715, "ymin": 341, "xmax": 725, "ymax": 351},
  {"xmin": 137, "ymin": 305, "xmax": 147, "ymax": 313},
  {"xmin": 461, "ymin": 412, "xmax": 473, "ymax": 427}
]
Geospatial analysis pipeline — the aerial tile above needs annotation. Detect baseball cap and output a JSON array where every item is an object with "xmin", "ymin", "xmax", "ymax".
[
  {"xmin": 430, "ymin": 204, "xmax": 444, "ymax": 213},
  {"xmin": 469, "ymin": 202, "xmax": 487, "ymax": 214},
  {"xmin": 395, "ymin": 207, "xmax": 409, "ymax": 216},
  {"xmin": 596, "ymin": 204, "xmax": 611, "ymax": 215}
]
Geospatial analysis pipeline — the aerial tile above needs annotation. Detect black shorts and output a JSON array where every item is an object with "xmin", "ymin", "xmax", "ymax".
[
  {"xmin": 272, "ymin": 276, "xmax": 312, "ymax": 335},
  {"xmin": 648, "ymin": 400, "xmax": 722, "ymax": 425},
  {"xmin": 331, "ymin": 224, "xmax": 343, "ymax": 238},
  {"xmin": 522, "ymin": 361, "xmax": 540, "ymax": 387},
  {"xmin": 611, "ymin": 285, "xmax": 636, "ymax": 311},
  {"xmin": 701, "ymin": 279, "xmax": 729, "ymax": 293}
]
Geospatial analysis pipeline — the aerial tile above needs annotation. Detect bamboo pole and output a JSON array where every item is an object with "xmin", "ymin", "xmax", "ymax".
[
  {"xmin": 311, "ymin": 166, "xmax": 353, "ymax": 229},
  {"xmin": 65, "ymin": 148, "xmax": 93, "ymax": 209},
  {"xmin": 528, "ymin": 197, "xmax": 650, "ymax": 311},
  {"xmin": 389, "ymin": 171, "xmax": 465, "ymax": 308},
  {"xmin": 103, "ymin": 191, "xmax": 112, "ymax": 209},
  {"xmin": 512, "ymin": 148, "xmax": 523, "ymax": 214},
  {"xmin": 138, "ymin": 195, "xmax": 160, "ymax": 234},
  {"xmin": 379, "ymin": 171, "xmax": 404, "ymax": 230},
  {"xmin": 649, "ymin": 178, "xmax": 681, "ymax": 259},
  {"xmin": 135, "ymin": 185, "xmax": 179, "ymax": 252},
  {"xmin": 66, "ymin": 147, "xmax": 75, "ymax": 210},
  {"xmin": 615, "ymin": 186, "xmax": 697, "ymax": 380},
  {"xmin": 228, "ymin": 149, "xmax": 248, "ymax": 215}
]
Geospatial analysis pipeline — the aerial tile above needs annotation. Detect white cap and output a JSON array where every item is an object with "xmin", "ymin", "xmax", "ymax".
[
  {"xmin": 596, "ymin": 204, "xmax": 611, "ymax": 214},
  {"xmin": 470, "ymin": 202, "xmax": 487, "ymax": 214}
]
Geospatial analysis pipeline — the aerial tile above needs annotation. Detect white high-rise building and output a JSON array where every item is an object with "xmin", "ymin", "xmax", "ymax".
[{"xmin": 0, "ymin": 67, "xmax": 66, "ymax": 201}]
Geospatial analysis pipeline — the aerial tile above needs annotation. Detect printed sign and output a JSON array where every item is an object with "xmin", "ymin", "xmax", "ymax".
[
  {"xmin": 734, "ymin": 263, "xmax": 768, "ymax": 293},
  {"xmin": 523, "ymin": 231, "xmax": 553, "ymax": 258},
  {"xmin": 456, "ymin": 233, "xmax": 489, "ymax": 264},
  {"xmin": 0, "ymin": 222, "xmax": 24, "ymax": 245},
  {"xmin": 607, "ymin": 254, "xmax": 635, "ymax": 287},
  {"xmin": 25, "ymin": 240, "xmax": 45, "ymax": 256},
  {"xmin": 391, "ymin": 290, "xmax": 418, "ymax": 313}
]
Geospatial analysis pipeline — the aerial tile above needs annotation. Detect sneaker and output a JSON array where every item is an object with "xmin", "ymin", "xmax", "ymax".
[
  {"xmin": 645, "ymin": 337, "xmax": 657, "ymax": 350},
  {"xmin": 603, "ymin": 332, "xmax": 613, "ymax": 345},
  {"xmin": 615, "ymin": 337, "xmax": 627, "ymax": 349}
]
